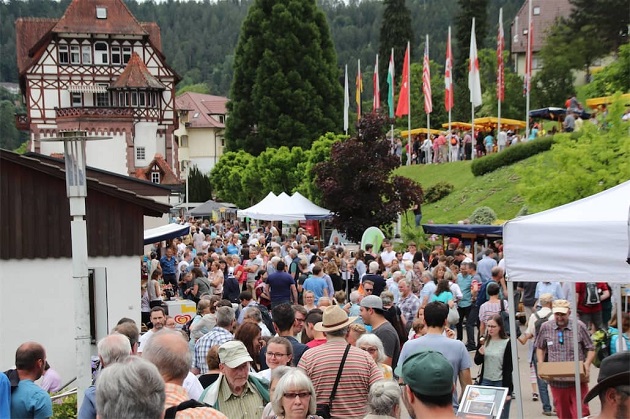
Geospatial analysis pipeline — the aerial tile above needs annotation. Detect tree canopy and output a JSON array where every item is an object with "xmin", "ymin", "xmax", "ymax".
[{"xmin": 224, "ymin": 0, "xmax": 343, "ymax": 155}]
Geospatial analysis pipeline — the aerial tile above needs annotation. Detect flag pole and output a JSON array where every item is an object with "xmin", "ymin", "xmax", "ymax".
[
  {"xmin": 447, "ymin": 26, "xmax": 452, "ymax": 141},
  {"xmin": 344, "ymin": 64, "xmax": 349, "ymax": 135},
  {"xmin": 406, "ymin": 41, "xmax": 411, "ymax": 166},
  {"xmin": 497, "ymin": 8, "xmax": 503, "ymax": 138},
  {"xmin": 425, "ymin": 34, "xmax": 431, "ymax": 162},
  {"xmin": 525, "ymin": 0, "xmax": 532, "ymax": 140}
]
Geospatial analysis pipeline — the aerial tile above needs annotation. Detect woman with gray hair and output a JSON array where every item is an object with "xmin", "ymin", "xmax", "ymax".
[
  {"xmin": 365, "ymin": 380, "xmax": 401, "ymax": 418},
  {"xmin": 261, "ymin": 365, "xmax": 292, "ymax": 418},
  {"xmin": 267, "ymin": 368, "xmax": 322, "ymax": 419},
  {"xmin": 356, "ymin": 334, "xmax": 393, "ymax": 380}
]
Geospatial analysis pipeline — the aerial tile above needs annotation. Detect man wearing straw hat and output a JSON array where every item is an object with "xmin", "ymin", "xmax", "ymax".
[
  {"xmin": 298, "ymin": 305, "xmax": 383, "ymax": 418},
  {"xmin": 584, "ymin": 351, "xmax": 630, "ymax": 419}
]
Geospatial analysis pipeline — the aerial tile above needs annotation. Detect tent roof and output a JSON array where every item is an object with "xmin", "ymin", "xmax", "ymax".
[
  {"xmin": 401, "ymin": 127, "xmax": 442, "ymax": 136},
  {"xmin": 585, "ymin": 93, "xmax": 630, "ymax": 109},
  {"xmin": 144, "ymin": 223, "xmax": 190, "ymax": 245},
  {"xmin": 239, "ymin": 192, "xmax": 331, "ymax": 221},
  {"xmin": 504, "ymin": 181, "xmax": 630, "ymax": 283},
  {"xmin": 422, "ymin": 224, "xmax": 503, "ymax": 237},
  {"xmin": 189, "ymin": 199, "xmax": 237, "ymax": 216}
]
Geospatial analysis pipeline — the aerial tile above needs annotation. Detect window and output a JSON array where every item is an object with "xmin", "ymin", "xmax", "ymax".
[
  {"xmin": 218, "ymin": 115, "xmax": 225, "ymax": 124},
  {"xmin": 139, "ymin": 92, "xmax": 146, "ymax": 107},
  {"xmin": 136, "ymin": 147, "xmax": 146, "ymax": 160},
  {"xmin": 70, "ymin": 45, "xmax": 80, "ymax": 64},
  {"xmin": 220, "ymin": 137, "xmax": 225, "ymax": 147},
  {"xmin": 111, "ymin": 46, "xmax": 121, "ymax": 65},
  {"xmin": 533, "ymin": 6, "xmax": 541, "ymax": 15},
  {"xmin": 82, "ymin": 45, "xmax": 92, "ymax": 64},
  {"xmin": 59, "ymin": 45, "xmax": 69, "ymax": 64},
  {"xmin": 96, "ymin": 7, "xmax": 107, "ymax": 19},
  {"xmin": 95, "ymin": 84, "xmax": 110, "ymax": 107},
  {"xmin": 123, "ymin": 46, "xmax": 132, "ymax": 64},
  {"xmin": 94, "ymin": 42, "xmax": 108, "ymax": 65},
  {"xmin": 180, "ymin": 135, "xmax": 188, "ymax": 147},
  {"xmin": 533, "ymin": 56, "xmax": 544, "ymax": 69},
  {"xmin": 151, "ymin": 171, "xmax": 160, "ymax": 184},
  {"xmin": 131, "ymin": 91, "xmax": 138, "ymax": 107},
  {"xmin": 71, "ymin": 92, "xmax": 82, "ymax": 107}
]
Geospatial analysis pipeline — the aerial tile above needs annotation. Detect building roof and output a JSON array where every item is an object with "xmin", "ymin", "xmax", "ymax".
[
  {"xmin": 511, "ymin": 0, "xmax": 573, "ymax": 54},
  {"xmin": 134, "ymin": 154, "xmax": 181, "ymax": 185},
  {"xmin": 111, "ymin": 52, "xmax": 166, "ymax": 90},
  {"xmin": 52, "ymin": 0, "xmax": 147, "ymax": 36},
  {"xmin": 14, "ymin": 18, "xmax": 58, "ymax": 75},
  {"xmin": 175, "ymin": 92, "xmax": 228, "ymax": 129}
]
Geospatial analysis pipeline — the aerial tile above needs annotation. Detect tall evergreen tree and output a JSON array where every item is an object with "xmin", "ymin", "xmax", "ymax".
[
  {"xmin": 225, "ymin": 0, "xmax": 343, "ymax": 155},
  {"xmin": 454, "ymin": 0, "xmax": 488, "ymax": 79},
  {"xmin": 378, "ymin": 0, "xmax": 414, "ymax": 105}
]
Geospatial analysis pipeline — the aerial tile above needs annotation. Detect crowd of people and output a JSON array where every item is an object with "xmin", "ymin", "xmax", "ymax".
[{"xmin": 3, "ymin": 219, "xmax": 630, "ymax": 418}]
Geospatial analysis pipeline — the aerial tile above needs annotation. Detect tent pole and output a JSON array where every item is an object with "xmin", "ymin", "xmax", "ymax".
[
  {"xmin": 507, "ymin": 279, "xmax": 523, "ymax": 419},
  {"xmin": 615, "ymin": 284, "xmax": 623, "ymax": 352},
  {"xmin": 571, "ymin": 282, "xmax": 584, "ymax": 419}
]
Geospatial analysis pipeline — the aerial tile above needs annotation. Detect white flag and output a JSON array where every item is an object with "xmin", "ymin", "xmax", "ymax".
[{"xmin": 468, "ymin": 18, "xmax": 482, "ymax": 107}]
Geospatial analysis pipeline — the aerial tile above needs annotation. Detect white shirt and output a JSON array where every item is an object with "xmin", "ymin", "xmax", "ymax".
[
  {"xmin": 380, "ymin": 250, "xmax": 396, "ymax": 266},
  {"xmin": 137, "ymin": 329, "xmax": 154, "ymax": 353},
  {"xmin": 183, "ymin": 371, "xmax": 203, "ymax": 400}
]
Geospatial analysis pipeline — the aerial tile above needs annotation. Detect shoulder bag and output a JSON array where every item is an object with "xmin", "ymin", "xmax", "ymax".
[{"xmin": 316, "ymin": 344, "xmax": 351, "ymax": 418}]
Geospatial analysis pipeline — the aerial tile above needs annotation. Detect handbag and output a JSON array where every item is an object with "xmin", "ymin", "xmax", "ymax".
[
  {"xmin": 316, "ymin": 344, "xmax": 351, "ymax": 418},
  {"xmin": 447, "ymin": 306, "xmax": 460, "ymax": 325}
]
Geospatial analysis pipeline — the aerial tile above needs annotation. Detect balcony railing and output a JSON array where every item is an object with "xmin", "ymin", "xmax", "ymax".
[{"xmin": 55, "ymin": 107, "xmax": 135, "ymax": 119}]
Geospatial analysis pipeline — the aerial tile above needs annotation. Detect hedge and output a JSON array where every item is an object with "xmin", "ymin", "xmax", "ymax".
[{"xmin": 471, "ymin": 136, "xmax": 555, "ymax": 176}]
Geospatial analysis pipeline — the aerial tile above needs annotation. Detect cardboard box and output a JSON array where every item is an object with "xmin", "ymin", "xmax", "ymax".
[{"xmin": 538, "ymin": 361, "xmax": 587, "ymax": 382}]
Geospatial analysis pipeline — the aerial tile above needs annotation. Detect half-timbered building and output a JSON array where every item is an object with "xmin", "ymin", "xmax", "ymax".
[{"xmin": 15, "ymin": 0, "xmax": 181, "ymax": 180}]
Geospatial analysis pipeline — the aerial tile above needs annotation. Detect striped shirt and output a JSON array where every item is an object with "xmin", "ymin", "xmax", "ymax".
[
  {"xmin": 164, "ymin": 384, "xmax": 227, "ymax": 419},
  {"xmin": 194, "ymin": 327, "xmax": 233, "ymax": 374},
  {"xmin": 534, "ymin": 319, "xmax": 594, "ymax": 388},
  {"xmin": 216, "ymin": 378, "xmax": 264, "ymax": 419},
  {"xmin": 298, "ymin": 339, "xmax": 383, "ymax": 418}
]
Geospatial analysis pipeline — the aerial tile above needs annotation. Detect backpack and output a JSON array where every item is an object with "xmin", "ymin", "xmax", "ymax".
[
  {"xmin": 584, "ymin": 283, "xmax": 601, "ymax": 305},
  {"xmin": 4, "ymin": 369, "xmax": 19, "ymax": 392},
  {"xmin": 592, "ymin": 329, "xmax": 613, "ymax": 368},
  {"xmin": 533, "ymin": 311, "xmax": 552, "ymax": 337},
  {"xmin": 258, "ymin": 304, "xmax": 275, "ymax": 334},
  {"xmin": 164, "ymin": 399, "xmax": 213, "ymax": 419},
  {"xmin": 450, "ymin": 137, "xmax": 457, "ymax": 146}
]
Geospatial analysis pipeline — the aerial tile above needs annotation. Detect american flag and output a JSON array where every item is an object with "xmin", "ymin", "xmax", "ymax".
[{"xmin": 423, "ymin": 35, "xmax": 432, "ymax": 114}]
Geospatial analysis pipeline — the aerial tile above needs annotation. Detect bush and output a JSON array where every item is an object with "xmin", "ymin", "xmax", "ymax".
[
  {"xmin": 424, "ymin": 182, "xmax": 455, "ymax": 203},
  {"xmin": 53, "ymin": 393, "xmax": 77, "ymax": 419},
  {"xmin": 469, "ymin": 206, "xmax": 497, "ymax": 224},
  {"xmin": 471, "ymin": 137, "xmax": 556, "ymax": 176}
]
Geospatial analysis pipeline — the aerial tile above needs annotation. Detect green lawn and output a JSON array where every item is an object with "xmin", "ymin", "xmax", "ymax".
[{"xmin": 395, "ymin": 156, "xmax": 541, "ymax": 224}]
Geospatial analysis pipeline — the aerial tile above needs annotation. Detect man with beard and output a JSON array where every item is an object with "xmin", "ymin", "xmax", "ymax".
[{"xmin": 584, "ymin": 352, "xmax": 630, "ymax": 419}]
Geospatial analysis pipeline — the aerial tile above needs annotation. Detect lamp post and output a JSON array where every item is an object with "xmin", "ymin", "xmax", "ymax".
[{"xmin": 41, "ymin": 130, "xmax": 109, "ymax": 407}]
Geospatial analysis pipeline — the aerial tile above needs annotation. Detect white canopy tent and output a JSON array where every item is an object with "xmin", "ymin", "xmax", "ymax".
[
  {"xmin": 503, "ymin": 180, "xmax": 630, "ymax": 418},
  {"xmin": 238, "ymin": 192, "xmax": 331, "ymax": 221}
]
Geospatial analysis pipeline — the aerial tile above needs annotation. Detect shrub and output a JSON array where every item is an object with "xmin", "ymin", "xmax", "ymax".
[
  {"xmin": 471, "ymin": 137, "xmax": 556, "ymax": 176},
  {"xmin": 53, "ymin": 393, "xmax": 77, "ymax": 419},
  {"xmin": 469, "ymin": 206, "xmax": 497, "ymax": 224},
  {"xmin": 424, "ymin": 182, "xmax": 455, "ymax": 203}
]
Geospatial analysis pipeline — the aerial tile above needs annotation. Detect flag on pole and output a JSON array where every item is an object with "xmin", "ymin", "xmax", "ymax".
[
  {"xmin": 395, "ymin": 44, "xmax": 410, "ymax": 117},
  {"xmin": 524, "ymin": 13, "xmax": 533, "ymax": 95},
  {"xmin": 445, "ymin": 27, "xmax": 454, "ymax": 111},
  {"xmin": 343, "ymin": 65, "xmax": 349, "ymax": 133},
  {"xmin": 468, "ymin": 18, "xmax": 482, "ymax": 107},
  {"xmin": 356, "ymin": 59, "xmax": 363, "ymax": 120},
  {"xmin": 497, "ymin": 8, "xmax": 505, "ymax": 102},
  {"xmin": 387, "ymin": 49, "xmax": 395, "ymax": 118},
  {"xmin": 373, "ymin": 55, "xmax": 380, "ymax": 111},
  {"xmin": 423, "ymin": 35, "xmax": 432, "ymax": 114}
]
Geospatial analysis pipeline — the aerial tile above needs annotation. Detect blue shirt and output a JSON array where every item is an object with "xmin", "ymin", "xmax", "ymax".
[
  {"xmin": 430, "ymin": 291, "xmax": 453, "ymax": 304},
  {"xmin": 0, "ymin": 373, "xmax": 10, "ymax": 419},
  {"xmin": 160, "ymin": 255, "xmax": 177, "ymax": 275},
  {"xmin": 302, "ymin": 275, "xmax": 328, "ymax": 304},
  {"xmin": 11, "ymin": 379, "xmax": 53, "ymax": 419},
  {"xmin": 226, "ymin": 244, "xmax": 240, "ymax": 255},
  {"xmin": 535, "ymin": 282, "xmax": 564, "ymax": 300},
  {"xmin": 477, "ymin": 256, "xmax": 497, "ymax": 284},
  {"xmin": 78, "ymin": 385, "xmax": 96, "ymax": 419},
  {"xmin": 458, "ymin": 274, "xmax": 473, "ymax": 308},
  {"xmin": 266, "ymin": 271, "xmax": 295, "ymax": 303}
]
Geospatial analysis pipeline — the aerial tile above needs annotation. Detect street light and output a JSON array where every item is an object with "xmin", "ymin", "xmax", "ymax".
[{"xmin": 41, "ymin": 130, "xmax": 109, "ymax": 408}]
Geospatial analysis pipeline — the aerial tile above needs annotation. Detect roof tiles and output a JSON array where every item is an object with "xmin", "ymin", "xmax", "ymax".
[{"xmin": 111, "ymin": 52, "xmax": 166, "ymax": 90}]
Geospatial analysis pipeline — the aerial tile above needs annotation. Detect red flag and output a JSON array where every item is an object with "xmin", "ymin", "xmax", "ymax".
[
  {"xmin": 356, "ymin": 59, "xmax": 363, "ymax": 119},
  {"xmin": 497, "ymin": 8, "xmax": 505, "ymax": 102},
  {"xmin": 445, "ymin": 27, "xmax": 454, "ymax": 111},
  {"xmin": 395, "ymin": 44, "xmax": 410, "ymax": 117},
  {"xmin": 373, "ymin": 54, "xmax": 380, "ymax": 111},
  {"xmin": 524, "ymin": 16, "xmax": 533, "ymax": 95},
  {"xmin": 423, "ymin": 36, "xmax": 432, "ymax": 114}
]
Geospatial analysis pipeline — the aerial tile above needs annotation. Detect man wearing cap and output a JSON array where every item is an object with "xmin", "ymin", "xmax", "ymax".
[
  {"xmin": 200, "ymin": 340, "xmax": 269, "ymax": 418},
  {"xmin": 584, "ymin": 352, "xmax": 630, "ymax": 419},
  {"xmin": 298, "ymin": 305, "xmax": 383, "ymax": 417},
  {"xmin": 535, "ymin": 299, "xmax": 595, "ymax": 419},
  {"xmin": 396, "ymin": 350, "xmax": 456, "ymax": 418},
  {"xmin": 360, "ymin": 295, "xmax": 400, "ymax": 367},
  {"xmin": 397, "ymin": 301, "xmax": 472, "ymax": 410}
]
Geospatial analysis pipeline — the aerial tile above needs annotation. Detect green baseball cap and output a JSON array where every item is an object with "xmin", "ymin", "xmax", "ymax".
[{"xmin": 395, "ymin": 349, "xmax": 454, "ymax": 396}]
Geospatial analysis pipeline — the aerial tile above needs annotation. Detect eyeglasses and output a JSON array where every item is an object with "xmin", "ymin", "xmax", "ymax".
[
  {"xmin": 558, "ymin": 330, "xmax": 564, "ymax": 345},
  {"xmin": 266, "ymin": 352, "xmax": 289, "ymax": 358},
  {"xmin": 360, "ymin": 347, "xmax": 378, "ymax": 354},
  {"xmin": 364, "ymin": 288, "xmax": 373, "ymax": 293},
  {"xmin": 283, "ymin": 392, "xmax": 311, "ymax": 400}
]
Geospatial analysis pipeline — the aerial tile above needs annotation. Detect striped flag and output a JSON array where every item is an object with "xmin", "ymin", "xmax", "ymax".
[
  {"xmin": 356, "ymin": 59, "xmax": 363, "ymax": 120},
  {"xmin": 395, "ymin": 44, "xmax": 410, "ymax": 117},
  {"xmin": 343, "ymin": 65, "xmax": 349, "ymax": 133},
  {"xmin": 373, "ymin": 55, "xmax": 380, "ymax": 111},
  {"xmin": 445, "ymin": 27, "xmax": 454, "ymax": 111},
  {"xmin": 387, "ymin": 49, "xmax": 395, "ymax": 118},
  {"xmin": 423, "ymin": 35, "xmax": 432, "ymax": 114},
  {"xmin": 497, "ymin": 8, "xmax": 505, "ymax": 102},
  {"xmin": 524, "ymin": 12, "xmax": 533, "ymax": 95},
  {"xmin": 468, "ymin": 18, "xmax": 482, "ymax": 107}
]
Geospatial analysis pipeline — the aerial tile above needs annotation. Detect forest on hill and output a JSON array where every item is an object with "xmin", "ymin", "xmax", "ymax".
[{"xmin": 0, "ymin": 0, "xmax": 524, "ymax": 97}]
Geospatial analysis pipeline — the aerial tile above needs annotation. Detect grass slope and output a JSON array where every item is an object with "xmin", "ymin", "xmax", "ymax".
[{"xmin": 395, "ymin": 156, "xmax": 542, "ymax": 224}]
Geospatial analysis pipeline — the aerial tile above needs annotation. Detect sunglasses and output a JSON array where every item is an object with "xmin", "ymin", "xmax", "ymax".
[{"xmin": 364, "ymin": 288, "xmax": 373, "ymax": 293}]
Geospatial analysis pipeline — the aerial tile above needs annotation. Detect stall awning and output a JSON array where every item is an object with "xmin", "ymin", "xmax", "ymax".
[
  {"xmin": 67, "ymin": 85, "xmax": 108, "ymax": 93},
  {"xmin": 144, "ymin": 223, "xmax": 190, "ymax": 245},
  {"xmin": 422, "ymin": 224, "xmax": 503, "ymax": 237}
]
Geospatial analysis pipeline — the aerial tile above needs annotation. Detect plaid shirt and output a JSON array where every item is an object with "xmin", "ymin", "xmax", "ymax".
[
  {"xmin": 398, "ymin": 293, "xmax": 421, "ymax": 325},
  {"xmin": 194, "ymin": 327, "xmax": 233, "ymax": 374},
  {"xmin": 534, "ymin": 318, "xmax": 593, "ymax": 388}
]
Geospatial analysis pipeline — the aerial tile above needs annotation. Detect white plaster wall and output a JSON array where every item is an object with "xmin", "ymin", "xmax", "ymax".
[
  {"xmin": 135, "ymin": 122, "xmax": 159, "ymax": 165},
  {"xmin": 0, "ymin": 256, "xmax": 141, "ymax": 382},
  {"xmin": 190, "ymin": 157, "xmax": 216, "ymax": 174}
]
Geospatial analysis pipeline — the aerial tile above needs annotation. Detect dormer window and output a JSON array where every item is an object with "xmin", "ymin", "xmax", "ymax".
[
  {"xmin": 96, "ymin": 7, "xmax": 107, "ymax": 19},
  {"xmin": 94, "ymin": 42, "xmax": 108, "ymax": 65}
]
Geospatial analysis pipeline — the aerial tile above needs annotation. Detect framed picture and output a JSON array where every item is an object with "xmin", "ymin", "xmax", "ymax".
[{"xmin": 456, "ymin": 385, "xmax": 509, "ymax": 419}]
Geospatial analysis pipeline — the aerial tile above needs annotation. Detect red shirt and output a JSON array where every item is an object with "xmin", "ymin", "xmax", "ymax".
[
  {"xmin": 576, "ymin": 282, "xmax": 609, "ymax": 313},
  {"xmin": 306, "ymin": 338, "xmax": 327, "ymax": 349}
]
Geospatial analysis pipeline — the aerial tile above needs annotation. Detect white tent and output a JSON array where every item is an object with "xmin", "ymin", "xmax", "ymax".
[
  {"xmin": 238, "ymin": 192, "xmax": 331, "ymax": 221},
  {"xmin": 503, "ymin": 180, "xmax": 630, "ymax": 419},
  {"xmin": 504, "ymin": 180, "xmax": 630, "ymax": 282},
  {"xmin": 237, "ymin": 191, "xmax": 277, "ymax": 219}
]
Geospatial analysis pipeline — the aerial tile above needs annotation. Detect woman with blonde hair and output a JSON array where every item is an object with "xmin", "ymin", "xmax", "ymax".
[{"xmin": 356, "ymin": 334, "xmax": 393, "ymax": 380}]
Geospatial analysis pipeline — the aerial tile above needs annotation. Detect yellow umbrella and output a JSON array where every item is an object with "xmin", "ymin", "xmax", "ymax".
[
  {"xmin": 400, "ymin": 127, "xmax": 443, "ymax": 137},
  {"xmin": 474, "ymin": 117, "xmax": 526, "ymax": 129},
  {"xmin": 585, "ymin": 93, "xmax": 630, "ymax": 109},
  {"xmin": 441, "ymin": 122, "xmax": 473, "ymax": 130}
]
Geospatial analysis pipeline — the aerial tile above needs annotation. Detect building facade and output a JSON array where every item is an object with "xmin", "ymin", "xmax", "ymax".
[{"xmin": 15, "ymin": 0, "xmax": 181, "ymax": 180}]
